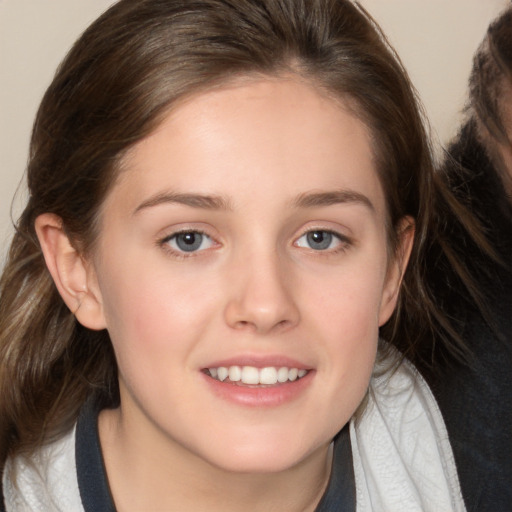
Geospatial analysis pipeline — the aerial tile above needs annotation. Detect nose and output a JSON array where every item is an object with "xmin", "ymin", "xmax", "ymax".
[{"xmin": 224, "ymin": 252, "xmax": 300, "ymax": 335}]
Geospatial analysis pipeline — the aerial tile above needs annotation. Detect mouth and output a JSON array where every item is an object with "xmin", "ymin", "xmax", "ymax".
[{"xmin": 203, "ymin": 365, "xmax": 309, "ymax": 386}]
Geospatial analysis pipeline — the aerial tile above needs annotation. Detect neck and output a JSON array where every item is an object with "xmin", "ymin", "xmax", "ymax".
[{"xmin": 98, "ymin": 406, "xmax": 333, "ymax": 512}]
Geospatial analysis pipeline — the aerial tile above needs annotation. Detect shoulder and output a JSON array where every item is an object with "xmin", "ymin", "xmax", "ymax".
[{"xmin": 2, "ymin": 426, "xmax": 84, "ymax": 512}]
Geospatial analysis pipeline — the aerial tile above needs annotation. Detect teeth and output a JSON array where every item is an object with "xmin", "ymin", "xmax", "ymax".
[
  {"xmin": 228, "ymin": 366, "xmax": 242, "ymax": 382},
  {"xmin": 259, "ymin": 367, "xmax": 277, "ymax": 385},
  {"xmin": 217, "ymin": 367, "xmax": 228, "ymax": 382},
  {"xmin": 207, "ymin": 365, "xmax": 308, "ymax": 385},
  {"xmin": 277, "ymin": 367, "xmax": 289, "ymax": 383},
  {"xmin": 242, "ymin": 366, "xmax": 260, "ymax": 384}
]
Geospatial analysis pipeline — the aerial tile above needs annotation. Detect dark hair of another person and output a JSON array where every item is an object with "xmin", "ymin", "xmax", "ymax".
[
  {"xmin": 470, "ymin": 5, "xmax": 512, "ymax": 199},
  {"xmin": 424, "ymin": 6, "xmax": 512, "ymax": 370}
]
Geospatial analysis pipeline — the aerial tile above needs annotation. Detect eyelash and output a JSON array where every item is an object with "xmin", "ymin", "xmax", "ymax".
[
  {"xmin": 294, "ymin": 229, "xmax": 352, "ymax": 254},
  {"xmin": 158, "ymin": 227, "xmax": 352, "ymax": 259},
  {"xmin": 159, "ymin": 229, "xmax": 217, "ymax": 259}
]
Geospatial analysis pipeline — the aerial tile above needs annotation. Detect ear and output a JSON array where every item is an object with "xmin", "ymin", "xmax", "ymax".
[
  {"xmin": 35, "ymin": 213, "xmax": 107, "ymax": 330},
  {"xmin": 378, "ymin": 216, "xmax": 415, "ymax": 326}
]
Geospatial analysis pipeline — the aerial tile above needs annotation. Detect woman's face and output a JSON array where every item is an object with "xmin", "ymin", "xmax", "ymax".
[{"xmin": 87, "ymin": 77, "xmax": 409, "ymax": 474}]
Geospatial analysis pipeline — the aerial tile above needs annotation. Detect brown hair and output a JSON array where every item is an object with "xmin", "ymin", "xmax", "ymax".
[
  {"xmin": 0, "ymin": 0, "xmax": 476, "ymax": 466},
  {"xmin": 469, "ymin": 5, "xmax": 512, "ymax": 194},
  {"xmin": 419, "ymin": 6, "xmax": 512, "ymax": 373}
]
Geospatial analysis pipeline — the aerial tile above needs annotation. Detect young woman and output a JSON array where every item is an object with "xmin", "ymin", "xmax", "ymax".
[{"xmin": 0, "ymin": 0, "xmax": 476, "ymax": 510}]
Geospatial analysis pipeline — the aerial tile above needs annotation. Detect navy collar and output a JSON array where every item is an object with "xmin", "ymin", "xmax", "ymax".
[
  {"xmin": 315, "ymin": 424, "xmax": 356, "ymax": 511},
  {"xmin": 76, "ymin": 397, "xmax": 116, "ymax": 512}
]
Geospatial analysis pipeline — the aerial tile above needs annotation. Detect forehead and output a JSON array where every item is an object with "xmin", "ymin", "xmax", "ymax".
[{"xmin": 107, "ymin": 77, "xmax": 385, "ymax": 217}]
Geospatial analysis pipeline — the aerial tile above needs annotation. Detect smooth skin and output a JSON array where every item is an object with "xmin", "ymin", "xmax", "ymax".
[{"xmin": 36, "ymin": 76, "xmax": 413, "ymax": 512}]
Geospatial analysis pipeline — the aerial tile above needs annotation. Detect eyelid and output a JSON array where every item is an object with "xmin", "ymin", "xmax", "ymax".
[
  {"xmin": 158, "ymin": 226, "xmax": 220, "ymax": 257},
  {"xmin": 160, "ymin": 227, "xmax": 209, "ymax": 243},
  {"xmin": 293, "ymin": 226, "xmax": 352, "ymax": 252}
]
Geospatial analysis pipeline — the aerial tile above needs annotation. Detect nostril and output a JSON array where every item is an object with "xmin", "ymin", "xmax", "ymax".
[
  {"xmin": 232, "ymin": 318, "xmax": 293, "ymax": 334},
  {"xmin": 275, "ymin": 319, "xmax": 290, "ymax": 330},
  {"xmin": 233, "ymin": 320, "xmax": 253, "ymax": 331}
]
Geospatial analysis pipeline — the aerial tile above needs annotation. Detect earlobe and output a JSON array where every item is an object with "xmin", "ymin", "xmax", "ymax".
[
  {"xmin": 378, "ymin": 216, "xmax": 415, "ymax": 326},
  {"xmin": 35, "ymin": 213, "xmax": 107, "ymax": 330}
]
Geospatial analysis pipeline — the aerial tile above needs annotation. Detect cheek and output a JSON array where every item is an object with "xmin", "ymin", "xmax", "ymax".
[
  {"xmin": 302, "ymin": 260, "xmax": 385, "ymax": 393},
  {"xmin": 97, "ymin": 255, "xmax": 221, "ymax": 359},
  {"xmin": 306, "ymin": 262, "xmax": 386, "ymax": 337},
  {"xmin": 97, "ymin": 267, "xmax": 222, "ymax": 411}
]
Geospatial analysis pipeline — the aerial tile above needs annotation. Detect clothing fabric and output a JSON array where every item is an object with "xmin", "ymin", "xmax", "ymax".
[
  {"xmin": 423, "ymin": 120, "xmax": 512, "ymax": 511},
  {"xmin": 1, "ymin": 428, "xmax": 81, "ymax": 512},
  {"xmin": 351, "ymin": 358, "xmax": 465, "ymax": 512},
  {"xmin": 1, "ymin": 357, "xmax": 465, "ymax": 512}
]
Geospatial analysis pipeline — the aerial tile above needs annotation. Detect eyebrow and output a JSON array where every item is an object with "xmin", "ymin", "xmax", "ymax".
[
  {"xmin": 133, "ymin": 192, "xmax": 232, "ymax": 215},
  {"xmin": 133, "ymin": 188, "xmax": 374, "ymax": 215},
  {"xmin": 292, "ymin": 190, "xmax": 375, "ymax": 211}
]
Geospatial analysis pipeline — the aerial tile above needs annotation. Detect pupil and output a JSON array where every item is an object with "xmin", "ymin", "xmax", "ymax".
[
  {"xmin": 176, "ymin": 232, "xmax": 202, "ymax": 252},
  {"xmin": 307, "ymin": 231, "xmax": 332, "ymax": 250},
  {"xmin": 182, "ymin": 233, "xmax": 196, "ymax": 244}
]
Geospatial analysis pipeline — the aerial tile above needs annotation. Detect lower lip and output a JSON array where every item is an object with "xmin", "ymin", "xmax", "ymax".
[{"xmin": 201, "ymin": 371, "xmax": 314, "ymax": 407}]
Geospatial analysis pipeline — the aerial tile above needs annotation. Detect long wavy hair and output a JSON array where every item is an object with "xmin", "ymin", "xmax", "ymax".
[{"xmin": 0, "ymin": 0, "xmax": 486, "ymax": 467}]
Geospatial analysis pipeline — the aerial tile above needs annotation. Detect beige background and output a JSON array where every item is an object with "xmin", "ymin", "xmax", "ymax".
[{"xmin": 0, "ymin": 0, "xmax": 509, "ymax": 263}]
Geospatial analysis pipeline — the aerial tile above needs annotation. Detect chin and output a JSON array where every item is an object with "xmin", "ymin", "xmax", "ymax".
[
  {"xmin": 198, "ymin": 433, "xmax": 325, "ymax": 475},
  {"xmin": 210, "ymin": 453, "xmax": 304, "ymax": 475}
]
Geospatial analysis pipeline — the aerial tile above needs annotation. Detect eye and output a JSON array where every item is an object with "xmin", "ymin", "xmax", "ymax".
[
  {"xmin": 164, "ymin": 231, "xmax": 215, "ymax": 253},
  {"xmin": 295, "ymin": 230, "xmax": 345, "ymax": 251}
]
